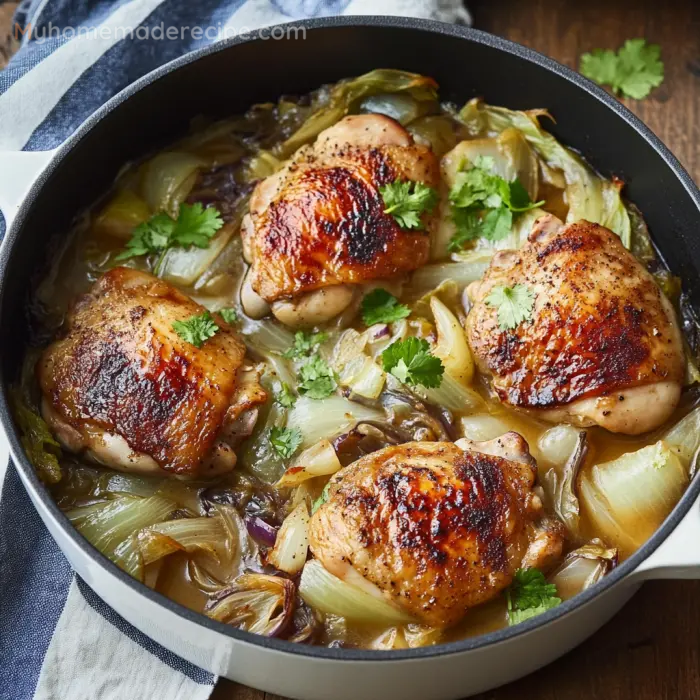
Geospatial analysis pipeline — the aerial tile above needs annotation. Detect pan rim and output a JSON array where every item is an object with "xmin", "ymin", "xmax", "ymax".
[{"xmin": 2, "ymin": 14, "xmax": 700, "ymax": 663}]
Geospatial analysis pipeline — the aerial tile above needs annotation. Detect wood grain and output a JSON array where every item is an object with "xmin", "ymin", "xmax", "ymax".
[{"xmin": 1, "ymin": 0, "xmax": 699, "ymax": 697}]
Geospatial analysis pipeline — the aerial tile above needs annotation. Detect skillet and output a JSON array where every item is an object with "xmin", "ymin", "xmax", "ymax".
[{"xmin": 1, "ymin": 16, "xmax": 700, "ymax": 700}]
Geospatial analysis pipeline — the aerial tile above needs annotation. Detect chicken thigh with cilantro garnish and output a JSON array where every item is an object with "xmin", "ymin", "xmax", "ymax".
[
  {"xmin": 38, "ymin": 267, "xmax": 267, "ymax": 478},
  {"xmin": 466, "ymin": 215, "xmax": 685, "ymax": 434},
  {"xmin": 240, "ymin": 114, "xmax": 440, "ymax": 328},
  {"xmin": 309, "ymin": 434, "xmax": 564, "ymax": 627}
]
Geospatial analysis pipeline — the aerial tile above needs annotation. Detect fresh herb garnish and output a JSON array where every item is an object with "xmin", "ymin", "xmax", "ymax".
[
  {"xmin": 381, "ymin": 337, "xmax": 444, "ymax": 389},
  {"xmin": 361, "ymin": 288, "xmax": 411, "ymax": 326},
  {"xmin": 116, "ymin": 202, "xmax": 224, "ymax": 273},
  {"xmin": 505, "ymin": 568, "xmax": 561, "ymax": 626},
  {"xmin": 297, "ymin": 355, "xmax": 337, "ymax": 400},
  {"xmin": 270, "ymin": 426, "xmax": 303, "ymax": 460},
  {"xmin": 312, "ymin": 482, "xmax": 331, "ymax": 514},
  {"xmin": 448, "ymin": 156, "xmax": 543, "ymax": 252},
  {"xmin": 485, "ymin": 284, "xmax": 535, "ymax": 331},
  {"xmin": 283, "ymin": 331, "xmax": 329, "ymax": 360},
  {"xmin": 218, "ymin": 307, "xmax": 239, "ymax": 325},
  {"xmin": 580, "ymin": 39, "xmax": 664, "ymax": 100},
  {"xmin": 172, "ymin": 311, "xmax": 219, "ymax": 348},
  {"xmin": 380, "ymin": 180, "xmax": 439, "ymax": 230},
  {"xmin": 275, "ymin": 382, "xmax": 297, "ymax": 409}
]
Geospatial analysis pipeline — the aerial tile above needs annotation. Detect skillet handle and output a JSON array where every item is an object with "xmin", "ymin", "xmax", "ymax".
[
  {"xmin": 630, "ymin": 496, "xmax": 700, "ymax": 580},
  {"xmin": 0, "ymin": 149, "xmax": 58, "ymax": 231}
]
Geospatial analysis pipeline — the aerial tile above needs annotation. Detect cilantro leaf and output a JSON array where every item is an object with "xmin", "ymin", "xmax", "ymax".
[
  {"xmin": 218, "ymin": 307, "xmax": 239, "ymax": 325},
  {"xmin": 485, "ymin": 284, "xmax": 535, "ymax": 331},
  {"xmin": 361, "ymin": 288, "xmax": 411, "ymax": 326},
  {"xmin": 447, "ymin": 158, "xmax": 542, "ymax": 253},
  {"xmin": 580, "ymin": 39, "xmax": 664, "ymax": 100},
  {"xmin": 448, "ymin": 206, "xmax": 513, "ymax": 252},
  {"xmin": 115, "ymin": 213, "xmax": 175, "ymax": 261},
  {"xmin": 505, "ymin": 568, "xmax": 561, "ymax": 626},
  {"xmin": 270, "ymin": 426, "xmax": 303, "ymax": 460},
  {"xmin": 283, "ymin": 331, "xmax": 328, "ymax": 360},
  {"xmin": 116, "ymin": 203, "xmax": 224, "ymax": 263},
  {"xmin": 380, "ymin": 180, "xmax": 439, "ymax": 230},
  {"xmin": 172, "ymin": 311, "xmax": 219, "ymax": 348},
  {"xmin": 312, "ymin": 482, "xmax": 331, "ymax": 514},
  {"xmin": 275, "ymin": 382, "xmax": 297, "ymax": 409},
  {"xmin": 298, "ymin": 355, "xmax": 337, "ymax": 400},
  {"xmin": 170, "ymin": 202, "xmax": 224, "ymax": 248},
  {"xmin": 381, "ymin": 337, "xmax": 444, "ymax": 389}
]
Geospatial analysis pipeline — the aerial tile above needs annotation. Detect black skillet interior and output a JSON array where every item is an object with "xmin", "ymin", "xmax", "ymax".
[{"xmin": 2, "ymin": 17, "xmax": 700, "ymax": 661}]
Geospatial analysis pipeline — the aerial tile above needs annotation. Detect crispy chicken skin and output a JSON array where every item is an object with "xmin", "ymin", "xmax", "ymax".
[
  {"xmin": 309, "ymin": 434, "xmax": 561, "ymax": 627},
  {"xmin": 38, "ymin": 267, "xmax": 266, "ymax": 477},
  {"xmin": 241, "ymin": 114, "xmax": 440, "ymax": 322},
  {"xmin": 466, "ymin": 216, "xmax": 685, "ymax": 434}
]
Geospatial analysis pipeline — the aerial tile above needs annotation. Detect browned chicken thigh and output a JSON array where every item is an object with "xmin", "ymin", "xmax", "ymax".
[
  {"xmin": 38, "ymin": 267, "xmax": 266, "ymax": 477},
  {"xmin": 466, "ymin": 216, "xmax": 685, "ymax": 434},
  {"xmin": 241, "ymin": 113, "xmax": 440, "ymax": 327},
  {"xmin": 309, "ymin": 434, "xmax": 562, "ymax": 627}
]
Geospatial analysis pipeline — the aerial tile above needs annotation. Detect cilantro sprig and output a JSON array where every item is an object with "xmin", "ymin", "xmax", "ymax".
[
  {"xmin": 275, "ymin": 382, "xmax": 297, "ymax": 409},
  {"xmin": 381, "ymin": 337, "xmax": 444, "ymax": 389},
  {"xmin": 448, "ymin": 156, "xmax": 543, "ymax": 253},
  {"xmin": 380, "ymin": 180, "xmax": 439, "ymax": 230},
  {"xmin": 172, "ymin": 311, "xmax": 219, "ymax": 348},
  {"xmin": 298, "ymin": 355, "xmax": 337, "ymax": 400},
  {"xmin": 485, "ymin": 284, "xmax": 535, "ymax": 331},
  {"xmin": 312, "ymin": 482, "xmax": 331, "ymax": 514},
  {"xmin": 218, "ymin": 307, "xmax": 239, "ymax": 325},
  {"xmin": 361, "ymin": 288, "xmax": 410, "ymax": 326},
  {"xmin": 283, "ymin": 331, "xmax": 328, "ymax": 360},
  {"xmin": 270, "ymin": 426, "xmax": 302, "ymax": 460},
  {"xmin": 505, "ymin": 568, "xmax": 561, "ymax": 626},
  {"xmin": 117, "ymin": 202, "xmax": 224, "ymax": 274},
  {"xmin": 580, "ymin": 39, "xmax": 664, "ymax": 100}
]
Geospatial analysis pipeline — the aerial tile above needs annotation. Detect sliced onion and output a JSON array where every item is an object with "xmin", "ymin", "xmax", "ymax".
[
  {"xmin": 287, "ymin": 396, "xmax": 383, "ymax": 448},
  {"xmin": 339, "ymin": 356, "xmax": 386, "ymax": 400},
  {"xmin": 580, "ymin": 441, "xmax": 688, "ymax": 553},
  {"xmin": 459, "ymin": 414, "xmax": 511, "ymax": 442},
  {"xmin": 277, "ymin": 441, "xmax": 342, "ymax": 488},
  {"xmin": 663, "ymin": 407, "xmax": 700, "ymax": 468},
  {"xmin": 210, "ymin": 503, "xmax": 259, "ymax": 570},
  {"xmin": 549, "ymin": 539, "xmax": 618, "ymax": 600},
  {"xmin": 418, "ymin": 373, "xmax": 484, "ymax": 414},
  {"xmin": 204, "ymin": 573, "xmax": 295, "ymax": 636},
  {"xmin": 188, "ymin": 559, "xmax": 227, "ymax": 593},
  {"xmin": 330, "ymin": 328, "xmax": 367, "ymax": 372},
  {"xmin": 245, "ymin": 515, "xmax": 279, "ymax": 547},
  {"xmin": 136, "ymin": 530, "xmax": 183, "ymax": 566},
  {"xmin": 69, "ymin": 495, "xmax": 176, "ymax": 561},
  {"xmin": 537, "ymin": 424, "xmax": 582, "ymax": 466},
  {"xmin": 147, "ymin": 516, "xmax": 228, "ymax": 562},
  {"xmin": 93, "ymin": 189, "xmax": 150, "ymax": 239},
  {"xmin": 140, "ymin": 151, "xmax": 204, "ymax": 218},
  {"xmin": 431, "ymin": 296, "xmax": 474, "ymax": 386},
  {"xmin": 542, "ymin": 430, "xmax": 588, "ymax": 539},
  {"xmin": 268, "ymin": 503, "xmax": 310, "ymax": 575},
  {"xmin": 299, "ymin": 560, "xmax": 414, "ymax": 625},
  {"xmin": 408, "ymin": 259, "xmax": 491, "ymax": 297},
  {"xmin": 112, "ymin": 534, "xmax": 144, "ymax": 580}
]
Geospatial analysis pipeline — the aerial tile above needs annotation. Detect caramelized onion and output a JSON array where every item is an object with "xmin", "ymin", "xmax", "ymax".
[{"xmin": 205, "ymin": 573, "xmax": 295, "ymax": 637}]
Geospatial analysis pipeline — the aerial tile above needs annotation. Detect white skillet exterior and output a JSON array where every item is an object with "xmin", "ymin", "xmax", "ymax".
[{"xmin": 2, "ymin": 23, "xmax": 700, "ymax": 698}]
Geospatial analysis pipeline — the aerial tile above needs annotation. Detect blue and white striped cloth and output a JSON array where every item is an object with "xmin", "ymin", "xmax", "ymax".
[{"xmin": 0, "ymin": 1, "xmax": 471, "ymax": 699}]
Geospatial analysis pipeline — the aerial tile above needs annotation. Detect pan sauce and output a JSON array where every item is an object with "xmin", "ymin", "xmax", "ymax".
[{"xmin": 17, "ymin": 70, "xmax": 700, "ymax": 649}]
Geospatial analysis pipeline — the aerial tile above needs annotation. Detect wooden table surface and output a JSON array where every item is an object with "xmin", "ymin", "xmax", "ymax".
[{"xmin": 2, "ymin": 0, "xmax": 699, "ymax": 697}]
